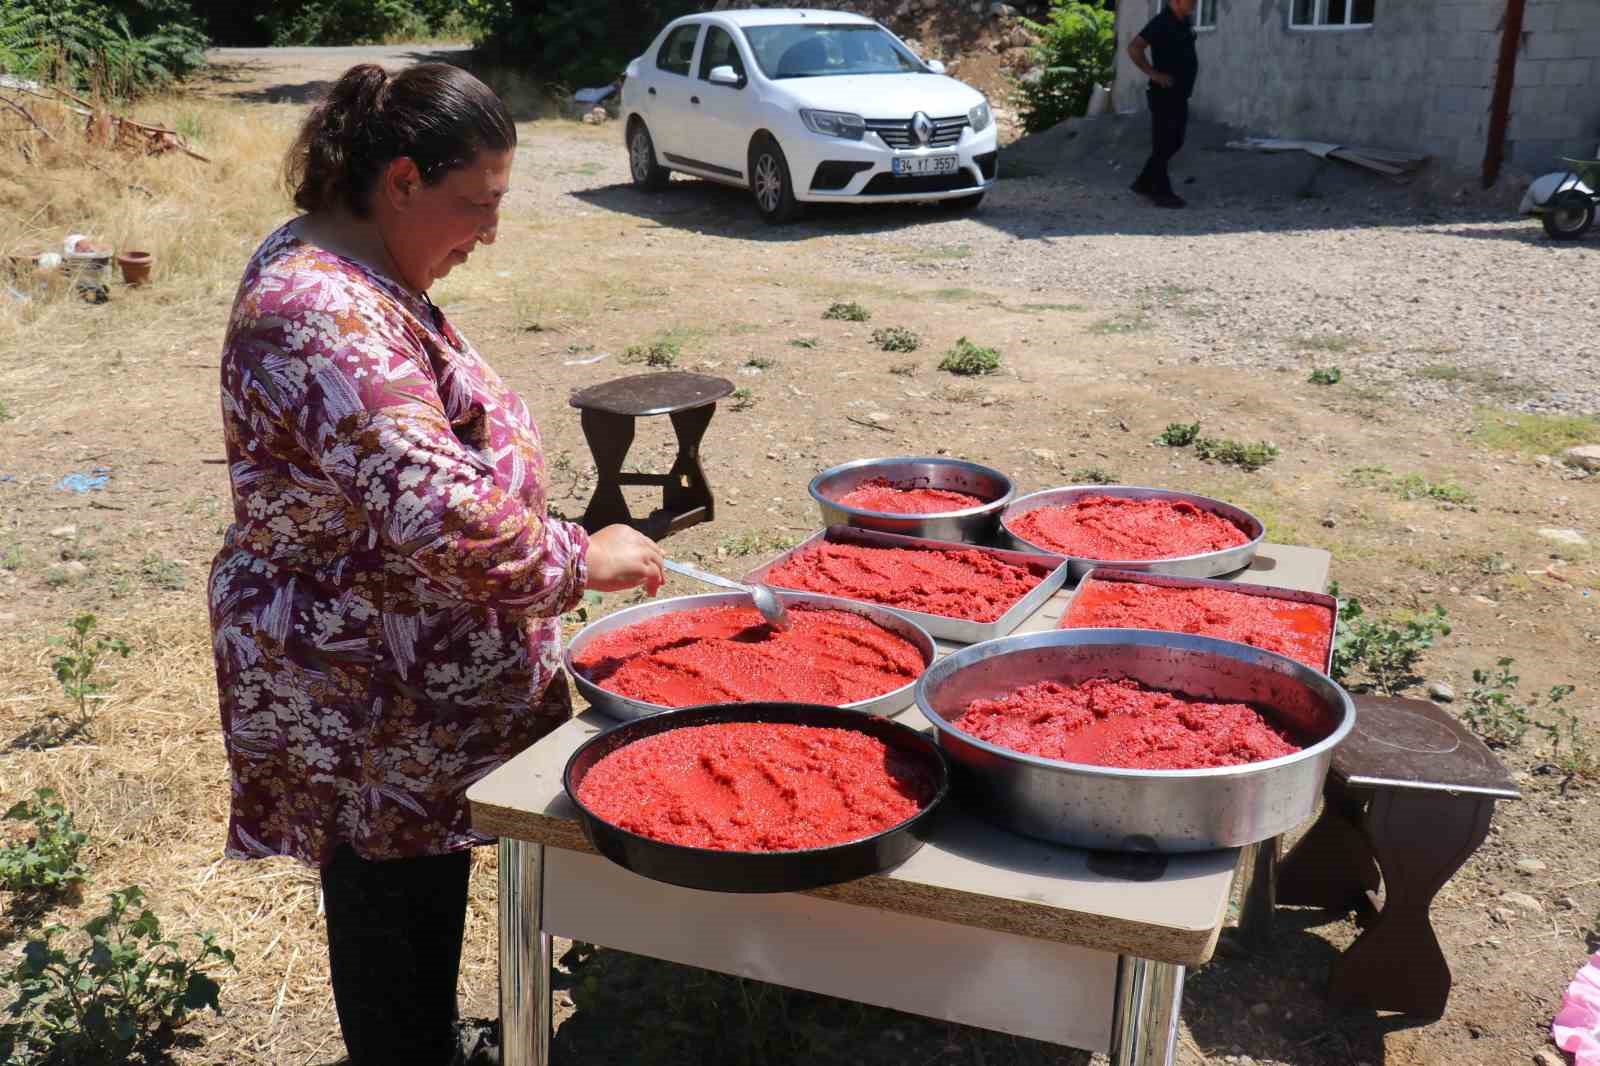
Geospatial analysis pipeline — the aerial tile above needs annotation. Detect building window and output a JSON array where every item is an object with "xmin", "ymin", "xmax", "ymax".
[
  {"xmin": 1291, "ymin": 0, "xmax": 1374, "ymax": 28},
  {"xmin": 1196, "ymin": 0, "xmax": 1218, "ymax": 29}
]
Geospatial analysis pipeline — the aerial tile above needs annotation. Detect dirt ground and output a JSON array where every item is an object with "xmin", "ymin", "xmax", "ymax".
[{"xmin": 1, "ymin": 44, "xmax": 1599, "ymax": 1066}]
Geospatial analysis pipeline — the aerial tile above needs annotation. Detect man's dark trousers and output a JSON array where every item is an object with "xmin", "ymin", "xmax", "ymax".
[{"xmin": 1135, "ymin": 89, "xmax": 1188, "ymax": 197}]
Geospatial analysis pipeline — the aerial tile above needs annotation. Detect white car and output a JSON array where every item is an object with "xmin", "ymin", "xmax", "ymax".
[{"xmin": 620, "ymin": 8, "xmax": 998, "ymax": 223}]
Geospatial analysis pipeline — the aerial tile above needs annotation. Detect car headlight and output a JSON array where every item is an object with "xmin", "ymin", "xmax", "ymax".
[
  {"xmin": 968, "ymin": 100, "xmax": 992, "ymax": 133},
  {"xmin": 799, "ymin": 109, "xmax": 866, "ymax": 141}
]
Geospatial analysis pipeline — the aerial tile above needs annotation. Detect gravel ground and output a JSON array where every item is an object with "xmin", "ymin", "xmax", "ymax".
[{"xmin": 522, "ymin": 119, "xmax": 1598, "ymax": 417}]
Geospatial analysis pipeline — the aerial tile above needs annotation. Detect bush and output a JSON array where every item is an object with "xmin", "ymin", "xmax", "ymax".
[
  {"xmin": 823, "ymin": 301, "xmax": 870, "ymax": 322},
  {"xmin": 0, "ymin": 886, "xmax": 235, "ymax": 1066},
  {"xmin": 0, "ymin": 1, "xmax": 208, "ymax": 97},
  {"xmin": 0, "ymin": 791, "xmax": 89, "ymax": 898},
  {"xmin": 1016, "ymin": 1, "xmax": 1115, "ymax": 134},
  {"xmin": 478, "ymin": 0, "xmax": 700, "ymax": 88},
  {"xmin": 938, "ymin": 337, "xmax": 1001, "ymax": 376},
  {"xmin": 1193, "ymin": 436, "xmax": 1279, "ymax": 471},
  {"xmin": 1153, "ymin": 421, "xmax": 1200, "ymax": 447},
  {"xmin": 871, "ymin": 326, "xmax": 920, "ymax": 353},
  {"xmin": 258, "ymin": 0, "xmax": 428, "ymax": 45}
]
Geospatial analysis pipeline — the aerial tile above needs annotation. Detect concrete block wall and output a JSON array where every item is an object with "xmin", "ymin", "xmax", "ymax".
[
  {"xmin": 1113, "ymin": 0, "xmax": 1599, "ymax": 175},
  {"xmin": 1505, "ymin": 0, "xmax": 1600, "ymax": 172}
]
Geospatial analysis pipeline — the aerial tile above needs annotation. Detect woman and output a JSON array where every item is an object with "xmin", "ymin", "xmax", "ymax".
[{"xmin": 208, "ymin": 63, "xmax": 664, "ymax": 1066}]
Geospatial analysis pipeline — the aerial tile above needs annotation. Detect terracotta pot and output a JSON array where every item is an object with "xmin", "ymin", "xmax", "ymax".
[{"xmin": 116, "ymin": 250, "xmax": 153, "ymax": 286}]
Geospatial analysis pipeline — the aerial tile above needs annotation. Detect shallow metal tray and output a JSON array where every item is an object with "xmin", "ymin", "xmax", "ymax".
[
  {"xmin": 999, "ymin": 485, "xmax": 1265, "ymax": 580},
  {"xmin": 808, "ymin": 456, "xmax": 1014, "ymax": 544},
  {"xmin": 565, "ymin": 591, "xmax": 936, "ymax": 722},
  {"xmin": 916, "ymin": 629, "xmax": 1355, "ymax": 853},
  {"xmin": 1064, "ymin": 567, "xmax": 1339, "ymax": 675},
  {"xmin": 743, "ymin": 525, "xmax": 1070, "ymax": 645}
]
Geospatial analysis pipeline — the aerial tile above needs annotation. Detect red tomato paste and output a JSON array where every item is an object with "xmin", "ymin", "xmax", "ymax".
[
  {"xmin": 836, "ymin": 477, "xmax": 987, "ymax": 514},
  {"xmin": 1011, "ymin": 495, "xmax": 1250, "ymax": 559},
  {"xmin": 762, "ymin": 541, "xmax": 1047, "ymax": 622},
  {"xmin": 572, "ymin": 606, "xmax": 924, "ymax": 707},
  {"xmin": 575, "ymin": 722, "xmax": 935, "ymax": 851},
  {"xmin": 1062, "ymin": 578, "xmax": 1334, "ymax": 672},
  {"xmin": 954, "ymin": 677, "xmax": 1300, "ymax": 770}
]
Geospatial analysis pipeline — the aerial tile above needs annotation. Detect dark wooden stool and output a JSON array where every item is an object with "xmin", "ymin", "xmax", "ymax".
[
  {"xmin": 1276, "ymin": 695, "xmax": 1519, "ymax": 1018},
  {"xmin": 569, "ymin": 372, "xmax": 734, "ymax": 540}
]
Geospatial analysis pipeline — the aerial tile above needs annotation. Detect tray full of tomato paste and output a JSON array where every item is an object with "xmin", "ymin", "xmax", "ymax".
[
  {"xmin": 741, "ymin": 525, "xmax": 1071, "ymax": 645},
  {"xmin": 565, "ymin": 591, "xmax": 936, "ymax": 722},
  {"xmin": 563, "ymin": 702, "xmax": 950, "ymax": 893},
  {"xmin": 1062, "ymin": 568, "xmax": 1338, "ymax": 675},
  {"xmin": 999, "ymin": 485, "xmax": 1265, "ymax": 580},
  {"xmin": 808, "ymin": 455, "xmax": 1015, "ymax": 544},
  {"xmin": 915, "ymin": 629, "xmax": 1354, "ymax": 852}
]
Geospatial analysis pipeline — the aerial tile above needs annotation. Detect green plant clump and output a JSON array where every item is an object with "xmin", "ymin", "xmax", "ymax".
[
  {"xmin": 621, "ymin": 339, "xmax": 680, "ymax": 368},
  {"xmin": 1461, "ymin": 656, "xmax": 1578, "ymax": 754},
  {"xmin": 0, "ymin": 2, "xmax": 209, "ymax": 98},
  {"xmin": 1193, "ymin": 436, "xmax": 1279, "ymax": 471},
  {"xmin": 1071, "ymin": 466, "xmax": 1118, "ymax": 485},
  {"xmin": 51, "ymin": 613, "xmax": 130, "ymax": 736},
  {"xmin": 1330, "ymin": 596, "xmax": 1450, "ymax": 695},
  {"xmin": 0, "ymin": 790, "xmax": 88, "ymax": 897},
  {"xmin": 937, "ymin": 337, "xmax": 1001, "ymax": 376},
  {"xmin": 822, "ymin": 301, "xmax": 871, "ymax": 322},
  {"xmin": 1308, "ymin": 367, "xmax": 1343, "ymax": 385},
  {"xmin": 730, "ymin": 387, "xmax": 756, "ymax": 411},
  {"xmin": 870, "ymin": 326, "xmax": 920, "ymax": 353},
  {"xmin": 0, "ymin": 886, "xmax": 234, "ymax": 1066},
  {"xmin": 1154, "ymin": 421, "xmax": 1200, "ymax": 447},
  {"xmin": 1015, "ymin": 1, "xmax": 1116, "ymax": 133}
]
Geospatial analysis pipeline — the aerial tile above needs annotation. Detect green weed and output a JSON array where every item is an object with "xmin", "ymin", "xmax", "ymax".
[
  {"xmin": 1330, "ymin": 595, "xmax": 1450, "ymax": 695},
  {"xmin": 870, "ymin": 326, "xmax": 920, "ymax": 353},
  {"xmin": 1071, "ymin": 467, "xmax": 1118, "ymax": 485},
  {"xmin": 0, "ymin": 790, "xmax": 88, "ymax": 898},
  {"xmin": 1474, "ymin": 408, "xmax": 1600, "ymax": 455},
  {"xmin": 1462, "ymin": 657, "xmax": 1581, "ymax": 771},
  {"xmin": 822, "ymin": 301, "xmax": 871, "ymax": 322},
  {"xmin": 731, "ymin": 387, "xmax": 757, "ymax": 411},
  {"xmin": 937, "ymin": 337, "xmax": 1001, "ymax": 376},
  {"xmin": 1154, "ymin": 422, "xmax": 1200, "ymax": 447},
  {"xmin": 621, "ymin": 339, "xmax": 680, "ymax": 368},
  {"xmin": 1308, "ymin": 367, "xmax": 1343, "ymax": 386},
  {"xmin": 1194, "ymin": 437, "xmax": 1279, "ymax": 471},
  {"xmin": 138, "ymin": 554, "xmax": 185, "ymax": 591},
  {"xmin": 788, "ymin": 336, "xmax": 820, "ymax": 349},
  {"xmin": 50, "ymin": 614, "xmax": 130, "ymax": 736},
  {"xmin": 743, "ymin": 356, "xmax": 777, "ymax": 371}
]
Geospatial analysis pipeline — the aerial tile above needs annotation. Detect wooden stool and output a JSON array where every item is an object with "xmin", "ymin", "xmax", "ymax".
[
  {"xmin": 569, "ymin": 372, "xmax": 734, "ymax": 540},
  {"xmin": 1276, "ymin": 695, "xmax": 1519, "ymax": 1018}
]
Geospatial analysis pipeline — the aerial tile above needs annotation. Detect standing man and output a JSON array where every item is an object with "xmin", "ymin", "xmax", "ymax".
[{"xmin": 1128, "ymin": 0, "xmax": 1199, "ymax": 208}]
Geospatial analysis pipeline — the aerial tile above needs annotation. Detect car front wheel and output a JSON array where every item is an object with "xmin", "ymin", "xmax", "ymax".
[
  {"xmin": 749, "ymin": 136, "xmax": 801, "ymax": 224},
  {"xmin": 628, "ymin": 121, "xmax": 669, "ymax": 192}
]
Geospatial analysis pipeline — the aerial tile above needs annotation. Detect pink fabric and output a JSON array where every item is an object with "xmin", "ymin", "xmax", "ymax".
[
  {"xmin": 209, "ymin": 224, "xmax": 589, "ymax": 866},
  {"xmin": 1553, "ymin": 952, "xmax": 1600, "ymax": 1064}
]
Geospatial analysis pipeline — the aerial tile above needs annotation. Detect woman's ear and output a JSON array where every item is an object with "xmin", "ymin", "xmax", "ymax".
[{"xmin": 380, "ymin": 156, "xmax": 425, "ymax": 212}]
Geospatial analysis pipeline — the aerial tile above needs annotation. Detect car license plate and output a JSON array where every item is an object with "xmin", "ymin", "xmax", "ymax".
[{"xmin": 892, "ymin": 154, "xmax": 958, "ymax": 177}]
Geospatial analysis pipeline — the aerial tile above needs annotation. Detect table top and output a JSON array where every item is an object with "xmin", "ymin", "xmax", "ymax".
[
  {"xmin": 569, "ymin": 372, "xmax": 734, "ymax": 416},
  {"xmin": 468, "ymin": 542, "xmax": 1330, "ymax": 967},
  {"xmin": 1336, "ymin": 695, "xmax": 1520, "ymax": 799}
]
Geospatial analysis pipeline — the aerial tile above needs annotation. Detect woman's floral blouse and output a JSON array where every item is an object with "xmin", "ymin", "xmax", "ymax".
[{"xmin": 209, "ymin": 224, "xmax": 588, "ymax": 865}]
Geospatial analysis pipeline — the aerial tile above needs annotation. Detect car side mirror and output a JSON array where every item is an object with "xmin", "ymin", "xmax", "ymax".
[
  {"xmin": 709, "ymin": 65, "xmax": 744, "ymax": 88},
  {"xmin": 926, "ymin": 59, "xmax": 946, "ymax": 75}
]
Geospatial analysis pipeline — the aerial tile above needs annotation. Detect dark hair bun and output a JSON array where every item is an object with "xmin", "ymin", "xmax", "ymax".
[{"xmin": 286, "ymin": 62, "xmax": 515, "ymax": 218}]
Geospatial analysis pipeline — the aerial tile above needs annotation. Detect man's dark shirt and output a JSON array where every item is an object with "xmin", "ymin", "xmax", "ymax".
[{"xmin": 1138, "ymin": 6, "xmax": 1198, "ymax": 99}]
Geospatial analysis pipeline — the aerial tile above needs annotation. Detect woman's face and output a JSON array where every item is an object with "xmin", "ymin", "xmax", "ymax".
[{"xmin": 376, "ymin": 148, "xmax": 514, "ymax": 292}]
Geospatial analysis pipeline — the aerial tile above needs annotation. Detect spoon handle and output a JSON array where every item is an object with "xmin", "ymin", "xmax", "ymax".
[{"xmin": 663, "ymin": 559, "xmax": 743, "ymax": 592}]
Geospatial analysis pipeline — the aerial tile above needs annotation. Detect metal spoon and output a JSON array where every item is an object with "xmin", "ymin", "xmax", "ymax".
[{"xmin": 663, "ymin": 559, "xmax": 792, "ymax": 632}]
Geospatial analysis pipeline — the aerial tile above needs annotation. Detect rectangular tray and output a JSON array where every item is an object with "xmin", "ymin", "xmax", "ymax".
[
  {"xmin": 743, "ymin": 524, "xmax": 1071, "ymax": 645},
  {"xmin": 1062, "ymin": 567, "xmax": 1339, "ymax": 675}
]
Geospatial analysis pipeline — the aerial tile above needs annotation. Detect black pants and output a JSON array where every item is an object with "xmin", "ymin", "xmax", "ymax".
[
  {"xmin": 320, "ymin": 844, "xmax": 472, "ymax": 1066},
  {"xmin": 1136, "ymin": 89, "xmax": 1189, "ymax": 197}
]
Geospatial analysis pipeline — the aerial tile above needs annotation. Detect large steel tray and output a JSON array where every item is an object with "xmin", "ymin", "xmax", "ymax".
[
  {"xmin": 916, "ymin": 629, "xmax": 1355, "ymax": 852},
  {"xmin": 1000, "ymin": 484, "xmax": 1265, "ymax": 580},
  {"xmin": 565, "ymin": 591, "xmax": 936, "ymax": 722},
  {"xmin": 742, "ymin": 525, "xmax": 1071, "ymax": 645},
  {"xmin": 808, "ymin": 456, "xmax": 1014, "ymax": 544},
  {"xmin": 1063, "ymin": 567, "xmax": 1339, "ymax": 675}
]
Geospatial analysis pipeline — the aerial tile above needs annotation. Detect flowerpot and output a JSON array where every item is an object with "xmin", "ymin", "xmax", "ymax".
[{"xmin": 116, "ymin": 250, "xmax": 153, "ymax": 286}]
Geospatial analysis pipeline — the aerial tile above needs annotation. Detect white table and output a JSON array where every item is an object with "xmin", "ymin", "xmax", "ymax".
[{"xmin": 468, "ymin": 543, "xmax": 1331, "ymax": 1066}]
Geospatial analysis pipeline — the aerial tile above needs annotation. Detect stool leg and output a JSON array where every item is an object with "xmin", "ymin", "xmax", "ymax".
[
  {"xmin": 1277, "ymin": 778, "xmax": 1380, "ymax": 911},
  {"xmin": 578, "ymin": 410, "xmax": 635, "ymax": 534},
  {"xmin": 1328, "ymin": 791, "xmax": 1493, "ymax": 1018},
  {"xmin": 1111, "ymin": 955, "xmax": 1186, "ymax": 1066},
  {"xmin": 663, "ymin": 404, "xmax": 716, "ymax": 527}
]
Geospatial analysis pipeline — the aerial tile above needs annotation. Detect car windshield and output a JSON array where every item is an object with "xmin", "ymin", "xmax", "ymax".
[{"xmin": 744, "ymin": 24, "xmax": 927, "ymax": 79}]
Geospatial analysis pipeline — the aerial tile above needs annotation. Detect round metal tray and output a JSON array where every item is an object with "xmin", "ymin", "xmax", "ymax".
[
  {"xmin": 915, "ymin": 628, "xmax": 1355, "ymax": 852},
  {"xmin": 565, "ymin": 591, "xmax": 936, "ymax": 721},
  {"xmin": 563, "ymin": 702, "xmax": 950, "ymax": 893},
  {"xmin": 808, "ymin": 456, "xmax": 1014, "ymax": 544},
  {"xmin": 999, "ymin": 485, "xmax": 1265, "ymax": 579}
]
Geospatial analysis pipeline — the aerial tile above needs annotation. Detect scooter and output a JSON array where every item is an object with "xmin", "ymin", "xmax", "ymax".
[{"xmin": 1521, "ymin": 148, "xmax": 1599, "ymax": 241}]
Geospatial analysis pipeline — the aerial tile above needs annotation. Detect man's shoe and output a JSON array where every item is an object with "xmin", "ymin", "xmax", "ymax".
[
  {"xmin": 1129, "ymin": 178, "xmax": 1155, "ymax": 197},
  {"xmin": 1152, "ymin": 192, "xmax": 1186, "ymax": 208}
]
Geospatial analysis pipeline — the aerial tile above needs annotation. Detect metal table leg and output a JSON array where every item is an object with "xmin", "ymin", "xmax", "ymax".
[
  {"xmin": 1111, "ymin": 956, "xmax": 1186, "ymax": 1066},
  {"xmin": 499, "ymin": 839, "xmax": 551, "ymax": 1066}
]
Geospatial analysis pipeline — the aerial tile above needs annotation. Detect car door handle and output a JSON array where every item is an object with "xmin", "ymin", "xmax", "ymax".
[
  {"xmin": 690, "ymin": 95, "xmax": 700, "ymax": 105},
  {"xmin": 648, "ymin": 87, "xmax": 656, "ymax": 96}
]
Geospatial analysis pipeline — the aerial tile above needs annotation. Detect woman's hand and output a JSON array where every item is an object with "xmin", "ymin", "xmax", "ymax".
[{"xmin": 586, "ymin": 524, "xmax": 665, "ymax": 594}]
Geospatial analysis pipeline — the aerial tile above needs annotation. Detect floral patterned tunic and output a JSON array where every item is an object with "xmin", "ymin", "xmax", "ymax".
[{"xmin": 209, "ymin": 224, "xmax": 589, "ymax": 866}]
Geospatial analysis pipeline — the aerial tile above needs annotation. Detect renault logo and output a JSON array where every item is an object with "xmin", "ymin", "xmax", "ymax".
[{"xmin": 912, "ymin": 111, "xmax": 933, "ymax": 146}]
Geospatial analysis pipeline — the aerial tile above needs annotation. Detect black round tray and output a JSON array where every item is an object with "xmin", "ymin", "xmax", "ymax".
[{"xmin": 563, "ymin": 702, "xmax": 950, "ymax": 894}]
